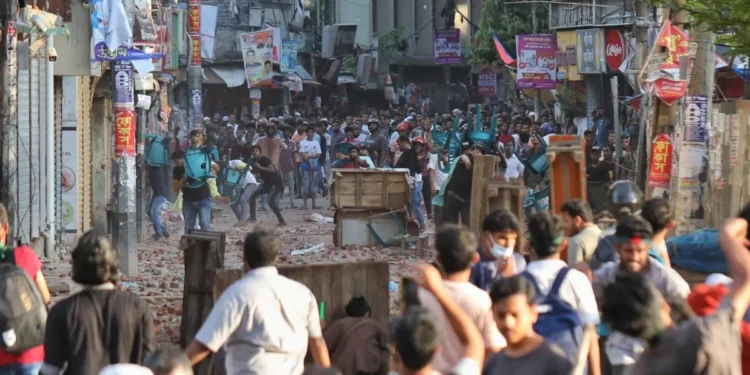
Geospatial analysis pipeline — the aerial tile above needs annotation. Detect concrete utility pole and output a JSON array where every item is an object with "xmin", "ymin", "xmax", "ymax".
[
  {"xmin": 633, "ymin": 0, "xmax": 650, "ymax": 190},
  {"xmin": 532, "ymin": 2, "xmax": 541, "ymax": 115},
  {"xmin": 135, "ymin": 96, "xmax": 147, "ymax": 241},
  {"xmin": 188, "ymin": 0, "xmax": 202, "ymax": 129},
  {"xmin": 1, "ymin": 13, "xmax": 18, "ymax": 243}
]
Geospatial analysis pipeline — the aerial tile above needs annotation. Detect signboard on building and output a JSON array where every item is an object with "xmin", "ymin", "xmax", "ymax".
[
  {"xmin": 648, "ymin": 133, "xmax": 673, "ymax": 189},
  {"xmin": 112, "ymin": 61, "xmax": 134, "ymax": 107},
  {"xmin": 556, "ymin": 31, "xmax": 580, "ymax": 81},
  {"xmin": 477, "ymin": 66, "xmax": 497, "ymax": 96},
  {"xmin": 114, "ymin": 108, "xmax": 136, "ymax": 157},
  {"xmin": 189, "ymin": 34, "xmax": 201, "ymax": 67},
  {"xmin": 433, "ymin": 29, "xmax": 462, "ymax": 64},
  {"xmin": 576, "ymin": 29, "xmax": 605, "ymax": 73},
  {"xmin": 605, "ymin": 29, "xmax": 626, "ymax": 71},
  {"xmin": 516, "ymin": 34, "xmax": 557, "ymax": 89},
  {"xmin": 684, "ymin": 95, "xmax": 708, "ymax": 143},
  {"xmin": 281, "ymin": 40, "xmax": 299, "ymax": 72},
  {"xmin": 240, "ymin": 29, "xmax": 276, "ymax": 87}
]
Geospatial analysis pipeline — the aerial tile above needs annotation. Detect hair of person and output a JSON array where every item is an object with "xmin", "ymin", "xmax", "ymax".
[
  {"xmin": 602, "ymin": 271, "xmax": 664, "ymax": 343},
  {"xmin": 489, "ymin": 275, "xmax": 536, "ymax": 305},
  {"xmin": 398, "ymin": 135, "xmax": 410, "ymax": 143},
  {"xmin": 344, "ymin": 126, "xmax": 355, "ymax": 133},
  {"xmin": 640, "ymin": 198, "xmax": 673, "ymax": 233},
  {"xmin": 519, "ymin": 132, "xmax": 531, "ymax": 143},
  {"xmin": 171, "ymin": 150, "xmax": 185, "ymax": 160},
  {"xmin": 584, "ymin": 130, "xmax": 593, "ymax": 136},
  {"xmin": 345, "ymin": 296, "xmax": 371, "ymax": 317},
  {"xmin": 615, "ymin": 215, "xmax": 654, "ymax": 239},
  {"xmin": 561, "ymin": 199, "xmax": 594, "ymax": 224},
  {"xmin": 305, "ymin": 125, "xmax": 315, "ymax": 132},
  {"xmin": 526, "ymin": 212, "xmax": 566, "ymax": 258},
  {"xmin": 482, "ymin": 209, "xmax": 520, "ymax": 234},
  {"xmin": 71, "ymin": 229, "xmax": 120, "ymax": 285},
  {"xmin": 243, "ymin": 228, "xmax": 280, "ymax": 269},
  {"xmin": 664, "ymin": 294, "xmax": 695, "ymax": 325},
  {"xmin": 434, "ymin": 224, "xmax": 478, "ymax": 274},
  {"xmin": 143, "ymin": 346, "xmax": 193, "ymax": 375},
  {"xmin": 250, "ymin": 144, "xmax": 262, "ymax": 152},
  {"xmin": 392, "ymin": 307, "xmax": 441, "ymax": 371},
  {"xmin": 602, "ymin": 144, "xmax": 613, "ymax": 152}
]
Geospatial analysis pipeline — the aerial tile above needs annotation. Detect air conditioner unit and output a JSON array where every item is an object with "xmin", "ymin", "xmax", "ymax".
[{"xmin": 321, "ymin": 25, "xmax": 337, "ymax": 58}]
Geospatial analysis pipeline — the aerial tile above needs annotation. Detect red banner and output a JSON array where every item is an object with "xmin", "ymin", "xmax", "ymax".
[
  {"xmin": 652, "ymin": 77, "xmax": 686, "ymax": 106},
  {"xmin": 648, "ymin": 134, "xmax": 673, "ymax": 189},
  {"xmin": 656, "ymin": 20, "xmax": 689, "ymax": 72},
  {"xmin": 188, "ymin": 4, "xmax": 200, "ymax": 34},
  {"xmin": 477, "ymin": 66, "xmax": 497, "ymax": 96},
  {"xmin": 114, "ymin": 109, "xmax": 136, "ymax": 157},
  {"xmin": 189, "ymin": 34, "xmax": 201, "ymax": 67}
]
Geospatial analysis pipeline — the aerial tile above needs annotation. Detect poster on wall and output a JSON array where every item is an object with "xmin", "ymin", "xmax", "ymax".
[
  {"xmin": 114, "ymin": 108, "xmax": 136, "ymax": 157},
  {"xmin": 675, "ymin": 143, "xmax": 708, "ymax": 233},
  {"xmin": 683, "ymin": 95, "xmax": 708, "ymax": 144},
  {"xmin": 112, "ymin": 61, "xmax": 134, "ymax": 107},
  {"xmin": 239, "ymin": 29, "xmax": 276, "ymax": 87},
  {"xmin": 191, "ymin": 89, "xmax": 202, "ymax": 121},
  {"xmin": 516, "ymin": 34, "xmax": 557, "ymax": 89},
  {"xmin": 433, "ymin": 29, "xmax": 462, "ymax": 64},
  {"xmin": 281, "ymin": 40, "xmax": 299, "ymax": 72},
  {"xmin": 61, "ymin": 129, "xmax": 78, "ymax": 232},
  {"xmin": 477, "ymin": 66, "xmax": 497, "ymax": 96},
  {"xmin": 647, "ymin": 133, "xmax": 673, "ymax": 190}
]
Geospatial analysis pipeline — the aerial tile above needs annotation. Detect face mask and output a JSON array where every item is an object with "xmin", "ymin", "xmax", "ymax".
[{"xmin": 489, "ymin": 236, "xmax": 514, "ymax": 259}]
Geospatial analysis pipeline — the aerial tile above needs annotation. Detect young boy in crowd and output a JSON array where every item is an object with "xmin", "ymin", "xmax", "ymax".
[{"xmin": 470, "ymin": 209, "xmax": 526, "ymax": 291}]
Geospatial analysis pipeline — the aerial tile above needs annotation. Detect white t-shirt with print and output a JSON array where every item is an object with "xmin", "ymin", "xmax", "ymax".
[
  {"xmin": 427, "ymin": 153, "xmax": 448, "ymax": 191},
  {"xmin": 298, "ymin": 139, "xmax": 321, "ymax": 156}
]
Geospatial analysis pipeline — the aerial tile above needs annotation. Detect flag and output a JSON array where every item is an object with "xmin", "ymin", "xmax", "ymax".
[{"xmin": 492, "ymin": 33, "xmax": 517, "ymax": 67}]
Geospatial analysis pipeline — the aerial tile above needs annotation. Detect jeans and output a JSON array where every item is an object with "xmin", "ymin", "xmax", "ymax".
[
  {"xmin": 150, "ymin": 195, "xmax": 167, "ymax": 236},
  {"xmin": 0, "ymin": 362, "xmax": 42, "ymax": 375},
  {"xmin": 283, "ymin": 171, "xmax": 295, "ymax": 205},
  {"xmin": 411, "ymin": 181, "xmax": 425, "ymax": 227},
  {"xmin": 250, "ymin": 183, "xmax": 285, "ymax": 224},
  {"xmin": 230, "ymin": 184, "xmax": 257, "ymax": 221},
  {"xmin": 422, "ymin": 179, "xmax": 432, "ymax": 217},
  {"xmin": 183, "ymin": 197, "xmax": 212, "ymax": 232}
]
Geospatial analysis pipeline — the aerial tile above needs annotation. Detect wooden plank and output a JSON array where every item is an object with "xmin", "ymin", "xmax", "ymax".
[
  {"xmin": 486, "ymin": 181, "xmax": 527, "ymax": 254},
  {"xmin": 470, "ymin": 156, "xmax": 499, "ymax": 236},
  {"xmin": 210, "ymin": 262, "xmax": 390, "ymax": 327}
]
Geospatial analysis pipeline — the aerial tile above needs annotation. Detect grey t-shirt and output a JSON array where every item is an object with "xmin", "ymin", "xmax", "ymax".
[
  {"xmin": 626, "ymin": 303, "xmax": 741, "ymax": 375},
  {"xmin": 482, "ymin": 341, "xmax": 573, "ymax": 375},
  {"xmin": 567, "ymin": 225, "xmax": 602, "ymax": 264}
]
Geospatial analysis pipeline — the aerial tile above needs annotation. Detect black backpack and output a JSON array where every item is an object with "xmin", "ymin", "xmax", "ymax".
[{"xmin": 0, "ymin": 249, "xmax": 47, "ymax": 353}]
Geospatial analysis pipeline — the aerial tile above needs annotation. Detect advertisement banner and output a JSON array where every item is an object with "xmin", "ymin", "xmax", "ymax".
[
  {"xmin": 61, "ymin": 129, "xmax": 78, "ymax": 232},
  {"xmin": 433, "ymin": 29, "xmax": 462, "ymax": 64},
  {"xmin": 684, "ymin": 95, "xmax": 708, "ymax": 144},
  {"xmin": 240, "ymin": 29, "xmax": 276, "ymax": 87},
  {"xmin": 191, "ymin": 89, "xmax": 202, "ymax": 120},
  {"xmin": 159, "ymin": 87, "xmax": 170, "ymax": 132},
  {"xmin": 114, "ymin": 108, "xmax": 136, "ymax": 157},
  {"xmin": 605, "ymin": 29, "xmax": 626, "ymax": 72},
  {"xmin": 264, "ymin": 24, "xmax": 282, "ymax": 63},
  {"xmin": 477, "ymin": 66, "xmax": 497, "ymax": 96},
  {"xmin": 189, "ymin": 34, "xmax": 201, "ymax": 67},
  {"xmin": 516, "ymin": 34, "xmax": 557, "ymax": 89},
  {"xmin": 112, "ymin": 61, "xmax": 134, "ymax": 107},
  {"xmin": 281, "ymin": 40, "xmax": 299, "ymax": 72},
  {"xmin": 656, "ymin": 20, "xmax": 689, "ymax": 75},
  {"xmin": 648, "ymin": 133, "xmax": 673, "ymax": 189},
  {"xmin": 188, "ymin": 3, "xmax": 200, "ymax": 34},
  {"xmin": 93, "ymin": 44, "xmax": 163, "ymax": 62},
  {"xmin": 652, "ymin": 77, "xmax": 686, "ymax": 106},
  {"xmin": 576, "ymin": 29, "xmax": 605, "ymax": 73}
]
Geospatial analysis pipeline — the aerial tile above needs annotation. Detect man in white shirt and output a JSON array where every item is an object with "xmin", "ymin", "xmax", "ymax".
[
  {"xmin": 226, "ymin": 114, "xmax": 239, "ymax": 136},
  {"xmin": 522, "ymin": 212, "xmax": 601, "ymax": 375},
  {"xmin": 186, "ymin": 229, "xmax": 331, "ymax": 374},
  {"xmin": 226, "ymin": 159, "xmax": 258, "ymax": 226},
  {"xmin": 501, "ymin": 139, "xmax": 524, "ymax": 181},
  {"xmin": 418, "ymin": 225, "xmax": 505, "ymax": 374},
  {"xmin": 298, "ymin": 125, "xmax": 322, "ymax": 210}
]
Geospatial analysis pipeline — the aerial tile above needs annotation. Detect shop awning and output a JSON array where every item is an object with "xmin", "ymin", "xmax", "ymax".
[
  {"xmin": 295, "ymin": 65, "xmax": 315, "ymax": 81},
  {"xmin": 338, "ymin": 74, "xmax": 357, "ymax": 85},
  {"xmin": 203, "ymin": 66, "xmax": 247, "ymax": 87}
]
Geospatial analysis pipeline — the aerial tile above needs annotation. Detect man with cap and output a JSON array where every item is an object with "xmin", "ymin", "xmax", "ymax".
[
  {"xmin": 439, "ymin": 142, "xmax": 486, "ymax": 225},
  {"xmin": 363, "ymin": 119, "xmax": 390, "ymax": 167}
]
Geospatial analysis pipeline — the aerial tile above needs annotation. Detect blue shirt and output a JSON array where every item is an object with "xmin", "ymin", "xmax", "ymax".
[{"xmin": 469, "ymin": 248, "xmax": 527, "ymax": 291}]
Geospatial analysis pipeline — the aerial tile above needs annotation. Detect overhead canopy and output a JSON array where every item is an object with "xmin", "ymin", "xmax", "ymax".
[{"xmin": 203, "ymin": 66, "xmax": 247, "ymax": 87}]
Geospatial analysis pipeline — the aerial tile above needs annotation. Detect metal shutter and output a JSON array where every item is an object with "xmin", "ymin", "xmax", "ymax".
[
  {"xmin": 30, "ymin": 35, "xmax": 40, "ymax": 239},
  {"xmin": 17, "ymin": 42, "xmax": 31, "ymax": 244}
]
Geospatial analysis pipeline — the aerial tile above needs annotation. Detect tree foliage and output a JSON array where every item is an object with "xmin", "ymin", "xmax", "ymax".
[{"xmin": 468, "ymin": 0, "xmax": 549, "ymax": 66}]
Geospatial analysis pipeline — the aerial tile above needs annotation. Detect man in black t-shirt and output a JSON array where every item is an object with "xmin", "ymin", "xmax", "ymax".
[
  {"xmin": 440, "ymin": 142, "xmax": 486, "ymax": 226},
  {"xmin": 247, "ymin": 145, "xmax": 287, "ymax": 226}
]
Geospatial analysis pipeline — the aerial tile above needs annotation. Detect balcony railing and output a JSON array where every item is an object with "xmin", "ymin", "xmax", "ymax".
[{"xmin": 549, "ymin": 0, "xmax": 635, "ymax": 30}]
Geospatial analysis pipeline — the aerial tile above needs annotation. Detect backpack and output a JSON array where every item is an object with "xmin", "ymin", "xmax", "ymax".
[
  {"xmin": 144, "ymin": 135, "xmax": 171, "ymax": 167},
  {"xmin": 183, "ymin": 146, "xmax": 218, "ymax": 188},
  {"xmin": 0, "ymin": 249, "xmax": 47, "ymax": 354},
  {"xmin": 221, "ymin": 163, "xmax": 250, "ymax": 204},
  {"xmin": 520, "ymin": 268, "xmax": 583, "ymax": 360}
]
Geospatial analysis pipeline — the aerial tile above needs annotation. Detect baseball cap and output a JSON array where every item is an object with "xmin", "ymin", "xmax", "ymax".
[
  {"xmin": 411, "ymin": 136, "xmax": 426, "ymax": 145},
  {"xmin": 470, "ymin": 142, "xmax": 486, "ymax": 153}
]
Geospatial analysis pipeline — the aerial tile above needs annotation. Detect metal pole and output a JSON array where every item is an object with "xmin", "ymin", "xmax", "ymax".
[
  {"xmin": 135, "ymin": 103, "xmax": 147, "ymax": 241},
  {"xmin": 532, "ymin": 2, "xmax": 541, "ymax": 115},
  {"xmin": 1, "ymin": 15, "xmax": 18, "ymax": 244},
  {"xmin": 611, "ymin": 76, "xmax": 622, "ymax": 180},
  {"xmin": 45, "ymin": 35, "xmax": 55, "ymax": 258},
  {"xmin": 188, "ymin": 0, "xmax": 203, "ymax": 129}
]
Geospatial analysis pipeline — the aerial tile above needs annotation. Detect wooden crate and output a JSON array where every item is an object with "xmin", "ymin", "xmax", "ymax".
[
  {"xmin": 333, "ymin": 208, "xmax": 410, "ymax": 247},
  {"xmin": 211, "ymin": 262, "xmax": 391, "ymax": 327},
  {"xmin": 331, "ymin": 169, "xmax": 410, "ymax": 210}
]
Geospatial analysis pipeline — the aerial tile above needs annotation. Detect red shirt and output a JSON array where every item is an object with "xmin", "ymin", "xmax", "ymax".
[{"xmin": 0, "ymin": 246, "xmax": 45, "ymax": 365}]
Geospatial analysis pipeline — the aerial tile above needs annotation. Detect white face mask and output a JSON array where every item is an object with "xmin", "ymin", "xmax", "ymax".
[{"xmin": 489, "ymin": 236, "xmax": 514, "ymax": 259}]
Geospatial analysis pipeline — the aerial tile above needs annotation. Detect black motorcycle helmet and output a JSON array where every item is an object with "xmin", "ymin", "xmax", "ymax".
[{"xmin": 607, "ymin": 180, "xmax": 644, "ymax": 221}]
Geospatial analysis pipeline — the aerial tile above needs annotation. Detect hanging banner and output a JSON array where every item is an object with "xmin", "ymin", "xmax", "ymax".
[
  {"xmin": 576, "ymin": 29, "xmax": 605, "ymax": 73},
  {"xmin": 433, "ymin": 29, "xmax": 462, "ymax": 64},
  {"xmin": 683, "ymin": 95, "xmax": 708, "ymax": 144},
  {"xmin": 656, "ymin": 20, "xmax": 689, "ymax": 76},
  {"xmin": 112, "ymin": 61, "xmax": 134, "ymax": 108},
  {"xmin": 114, "ymin": 108, "xmax": 136, "ymax": 157},
  {"xmin": 652, "ymin": 77, "xmax": 686, "ymax": 106},
  {"xmin": 159, "ymin": 87, "xmax": 170, "ymax": 132},
  {"xmin": 189, "ymin": 34, "xmax": 201, "ymax": 67},
  {"xmin": 191, "ymin": 89, "xmax": 202, "ymax": 119},
  {"xmin": 239, "ymin": 29, "xmax": 276, "ymax": 87},
  {"xmin": 188, "ymin": 3, "xmax": 200, "ymax": 34},
  {"xmin": 516, "ymin": 34, "xmax": 557, "ymax": 89},
  {"xmin": 93, "ymin": 44, "xmax": 163, "ymax": 62},
  {"xmin": 648, "ymin": 133, "xmax": 673, "ymax": 189},
  {"xmin": 477, "ymin": 66, "xmax": 497, "ymax": 96},
  {"xmin": 281, "ymin": 40, "xmax": 299, "ymax": 72},
  {"xmin": 263, "ymin": 24, "xmax": 283, "ymax": 64}
]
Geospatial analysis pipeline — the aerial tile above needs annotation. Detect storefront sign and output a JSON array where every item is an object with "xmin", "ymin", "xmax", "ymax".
[
  {"xmin": 477, "ymin": 66, "xmax": 497, "ymax": 96},
  {"xmin": 112, "ymin": 61, "xmax": 134, "ymax": 107},
  {"xmin": 576, "ymin": 29, "xmax": 605, "ymax": 73},
  {"xmin": 516, "ymin": 34, "xmax": 557, "ymax": 89},
  {"xmin": 114, "ymin": 108, "xmax": 136, "ymax": 157},
  {"xmin": 93, "ymin": 43, "xmax": 163, "ymax": 62},
  {"xmin": 159, "ymin": 87, "xmax": 170, "ymax": 132},
  {"xmin": 281, "ymin": 40, "xmax": 299, "ymax": 72},
  {"xmin": 433, "ymin": 29, "xmax": 462, "ymax": 64},
  {"xmin": 188, "ymin": 3, "xmax": 201, "ymax": 34},
  {"xmin": 189, "ymin": 34, "xmax": 201, "ymax": 67},
  {"xmin": 648, "ymin": 133, "xmax": 673, "ymax": 189},
  {"xmin": 556, "ymin": 31, "xmax": 581, "ymax": 81},
  {"xmin": 652, "ymin": 77, "xmax": 686, "ymax": 106},
  {"xmin": 605, "ymin": 29, "xmax": 625, "ymax": 71},
  {"xmin": 683, "ymin": 95, "xmax": 708, "ymax": 144}
]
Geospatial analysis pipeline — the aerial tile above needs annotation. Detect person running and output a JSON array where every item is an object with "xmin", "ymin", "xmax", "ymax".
[{"xmin": 247, "ymin": 146, "xmax": 287, "ymax": 226}]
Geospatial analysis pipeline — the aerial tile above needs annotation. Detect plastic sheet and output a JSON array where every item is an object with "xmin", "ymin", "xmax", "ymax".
[{"xmin": 666, "ymin": 229, "xmax": 727, "ymax": 273}]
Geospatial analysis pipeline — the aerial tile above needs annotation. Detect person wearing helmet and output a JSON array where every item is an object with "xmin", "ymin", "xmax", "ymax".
[
  {"xmin": 439, "ymin": 142, "xmax": 486, "ymax": 226},
  {"xmin": 589, "ymin": 180, "xmax": 644, "ymax": 269},
  {"xmin": 364, "ymin": 119, "xmax": 389, "ymax": 167},
  {"xmin": 395, "ymin": 136, "xmax": 428, "ymax": 227}
]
